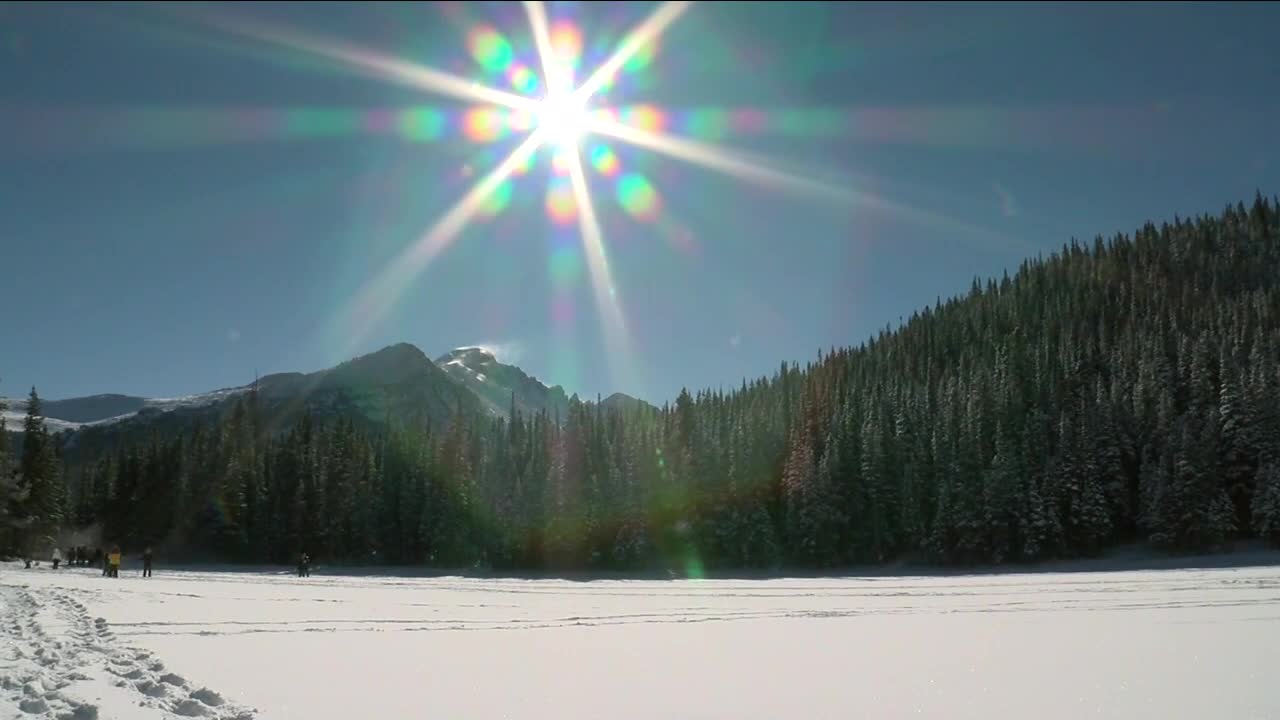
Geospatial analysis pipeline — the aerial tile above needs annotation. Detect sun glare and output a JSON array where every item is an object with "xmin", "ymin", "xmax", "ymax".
[{"xmin": 537, "ymin": 92, "xmax": 588, "ymax": 148}]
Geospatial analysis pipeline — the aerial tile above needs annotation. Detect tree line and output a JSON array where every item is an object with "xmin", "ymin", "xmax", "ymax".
[{"xmin": 5, "ymin": 194, "xmax": 1280, "ymax": 571}]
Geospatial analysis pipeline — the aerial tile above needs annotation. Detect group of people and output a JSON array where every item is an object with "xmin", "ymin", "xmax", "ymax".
[
  {"xmin": 47, "ymin": 545, "xmax": 100, "ymax": 569},
  {"xmin": 30, "ymin": 546, "xmax": 309, "ymax": 579},
  {"xmin": 99, "ymin": 546, "xmax": 154, "ymax": 578},
  {"xmin": 25, "ymin": 545, "xmax": 155, "ymax": 578}
]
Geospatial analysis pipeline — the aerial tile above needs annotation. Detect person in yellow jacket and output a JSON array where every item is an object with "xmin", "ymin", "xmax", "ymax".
[{"xmin": 108, "ymin": 546, "xmax": 122, "ymax": 578}]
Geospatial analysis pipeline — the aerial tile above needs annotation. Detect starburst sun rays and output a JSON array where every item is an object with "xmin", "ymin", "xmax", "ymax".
[{"xmin": 181, "ymin": 1, "xmax": 875, "ymax": 389}]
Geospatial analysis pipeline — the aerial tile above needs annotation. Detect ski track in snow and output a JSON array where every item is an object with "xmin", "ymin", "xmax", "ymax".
[{"xmin": 0, "ymin": 583, "xmax": 255, "ymax": 719}]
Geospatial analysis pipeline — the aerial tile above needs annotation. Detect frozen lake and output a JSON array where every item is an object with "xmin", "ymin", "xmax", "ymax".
[{"xmin": 3, "ymin": 560, "xmax": 1279, "ymax": 719}]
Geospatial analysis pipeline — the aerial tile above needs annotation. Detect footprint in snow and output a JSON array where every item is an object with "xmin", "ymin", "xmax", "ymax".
[
  {"xmin": 190, "ymin": 688, "xmax": 225, "ymax": 707},
  {"xmin": 174, "ymin": 698, "xmax": 212, "ymax": 717},
  {"xmin": 136, "ymin": 680, "xmax": 169, "ymax": 698},
  {"xmin": 18, "ymin": 697, "xmax": 49, "ymax": 713}
]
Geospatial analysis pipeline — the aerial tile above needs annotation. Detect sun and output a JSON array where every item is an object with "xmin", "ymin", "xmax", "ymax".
[{"xmin": 536, "ymin": 91, "xmax": 589, "ymax": 148}]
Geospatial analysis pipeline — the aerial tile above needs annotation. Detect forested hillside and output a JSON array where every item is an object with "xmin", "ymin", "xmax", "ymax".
[{"xmin": 6, "ymin": 195, "xmax": 1280, "ymax": 571}]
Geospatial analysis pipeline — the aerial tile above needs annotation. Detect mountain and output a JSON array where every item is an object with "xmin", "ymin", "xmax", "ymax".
[
  {"xmin": 435, "ymin": 346, "xmax": 571, "ymax": 420},
  {"xmin": 8, "ymin": 340, "xmax": 655, "ymax": 443},
  {"xmin": 1, "ymin": 389, "xmax": 246, "ymax": 434},
  {"xmin": 251, "ymin": 342, "xmax": 482, "ymax": 430},
  {"xmin": 599, "ymin": 392, "xmax": 656, "ymax": 417},
  {"xmin": 13, "ymin": 394, "xmax": 145, "ymax": 424},
  {"xmin": 55, "ymin": 343, "xmax": 484, "ymax": 463},
  {"xmin": 12, "ymin": 343, "xmax": 489, "ymax": 440}
]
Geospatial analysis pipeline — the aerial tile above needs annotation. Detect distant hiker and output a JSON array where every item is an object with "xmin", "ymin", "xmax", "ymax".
[
  {"xmin": 298, "ymin": 552, "xmax": 311, "ymax": 578},
  {"xmin": 142, "ymin": 547, "xmax": 153, "ymax": 578},
  {"xmin": 108, "ymin": 546, "xmax": 122, "ymax": 578},
  {"xmin": 102, "ymin": 552, "xmax": 110, "ymax": 576},
  {"xmin": 51, "ymin": 547, "xmax": 62, "ymax": 570}
]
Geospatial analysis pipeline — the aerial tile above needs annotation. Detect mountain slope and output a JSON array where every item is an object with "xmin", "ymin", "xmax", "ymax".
[
  {"xmin": 11, "ymin": 343, "xmax": 653, "ymax": 440},
  {"xmin": 11, "ymin": 394, "xmax": 145, "ymax": 424},
  {"xmin": 2, "ymin": 389, "xmax": 249, "ymax": 434},
  {"xmin": 599, "ymin": 392, "xmax": 656, "ymax": 417},
  {"xmin": 435, "ymin": 347, "xmax": 571, "ymax": 421},
  {"xmin": 254, "ymin": 342, "xmax": 483, "ymax": 430},
  {"xmin": 60, "ymin": 343, "xmax": 484, "ymax": 461}
]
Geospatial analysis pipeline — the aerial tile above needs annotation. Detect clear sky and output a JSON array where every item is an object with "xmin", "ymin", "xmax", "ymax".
[{"xmin": 2, "ymin": 1, "xmax": 1278, "ymax": 405}]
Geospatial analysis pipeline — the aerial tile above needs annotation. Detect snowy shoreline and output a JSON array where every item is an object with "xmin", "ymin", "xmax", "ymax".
[{"xmin": 41, "ymin": 542, "xmax": 1277, "ymax": 582}]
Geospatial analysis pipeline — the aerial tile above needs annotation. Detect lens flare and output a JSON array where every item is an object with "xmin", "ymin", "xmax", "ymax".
[
  {"xmin": 549, "ymin": 245, "xmax": 583, "ymax": 286},
  {"xmin": 511, "ymin": 148, "xmax": 536, "ymax": 176},
  {"xmin": 479, "ymin": 179, "xmax": 514, "ymax": 217},
  {"xmin": 509, "ymin": 63, "xmax": 539, "ymax": 95},
  {"xmin": 546, "ymin": 180, "xmax": 578, "ymax": 224},
  {"xmin": 462, "ymin": 107, "xmax": 508, "ymax": 142},
  {"xmin": 686, "ymin": 108, "xmax": 730, "ymax": 140},
  {"xmin": 589, "ymin": 144, "xmax": 620, "ymax": 176},
  {"xmin": 551, "ymin": 296, "xmax": 576, "ymax": 325},
  {"xmin": 623, "ymin": 38, "xmax": 658, "ymax": 73},
  {"xmin": 506, "ymin": 108, "xmax": 536, "ymax": 133},
  {"xmin": 285, "ymin": 108, "xmax": 360, "ymax": 137},
  {"xmin": 550, "ymin": 22, "xmax": 583, "ymax": 68},
  {"xmin": 467, "ymin": 25, "xmax": 514, "ymax": 74},
  {"xmin": 621, "ymin": 104, "xmax": 666, "ymax": 132},
  {"xmin": 731, "ymin": 108, "xmax": 768, "ymax": 135},
  {"xmin": 397, "ymin": 107, "xmax": 446, "ymax": 141},
  {"xmin": 551, "ymin": 147, "xmax": 575, "ymax": 175},
  {"xmin": 617, "ymin": 173, "xmax": 660, "ymax": 220}
]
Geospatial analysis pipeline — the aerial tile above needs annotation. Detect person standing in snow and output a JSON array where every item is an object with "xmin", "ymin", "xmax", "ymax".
[
  {"xmin": 298, "ymin": 551, "xmax": 311, "ymax": 578},
  {"xmin": 51, "ymin": 547, "xmax": 62, "ymax": 570},
  {"xmin": 108, "ymin": 545, "xmax": 122, "ymax": 578},
  {"xmin": 142, "ymin": 547, "xmax": 153, "ymax": 578}
]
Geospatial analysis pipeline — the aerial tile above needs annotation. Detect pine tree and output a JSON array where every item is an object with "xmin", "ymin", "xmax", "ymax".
[
  {"xmin": 1251, "ymin": 462, "xmax": 1280, "ymax": 545},
  {"xmin": 16, "ymin": 388, "xmax": 65, "ymax": 554},
  {"xmin": 983, "ymin": 428, "xmax": 1022, "ymax": 563},
  {"xmin": 1150, "ymin": 416, "xmax": 1235, "ymax": 550},
  {"xmin": 0, "ymin": 394, "xmax": 29, "ymax": 555}
]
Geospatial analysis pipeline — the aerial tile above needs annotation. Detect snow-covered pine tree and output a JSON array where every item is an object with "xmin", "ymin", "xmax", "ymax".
[
  {"xmin": 983, "ymin": 425, "xmax": 1022, "ymax": 564},
  {"xmin": 1252, "ymin": 462, "xmax": 1280, "ymax": 545}
]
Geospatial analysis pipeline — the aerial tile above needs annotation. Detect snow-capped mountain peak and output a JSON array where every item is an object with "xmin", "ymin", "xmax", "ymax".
[
  {"xmin": 439, "ymin": 346, "xmax": 499, "ymax": 367},
  {"xmin": 434, "ymin": 347, "xmax": 567, "ymax": 420}
]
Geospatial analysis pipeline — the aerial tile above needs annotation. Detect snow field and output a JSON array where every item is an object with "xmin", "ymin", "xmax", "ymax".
[{"xmin": 2, "ymin": 562, "xmax": 1279, "ymax": 719}]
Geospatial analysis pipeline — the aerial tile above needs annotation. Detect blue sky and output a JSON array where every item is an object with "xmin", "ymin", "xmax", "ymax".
[{"xmin": 2, "ymin": 1, "xmax": 1278, "ymax": 405}]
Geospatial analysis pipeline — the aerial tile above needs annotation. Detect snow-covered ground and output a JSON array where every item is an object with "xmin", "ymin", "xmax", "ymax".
[
  {"xmin": 3, "ymin": 561, "xmax": 1279, "ymax": 719},
  {"xmin": 0, "ymin": 412, "xmax": 84, "ymax": 435}
]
